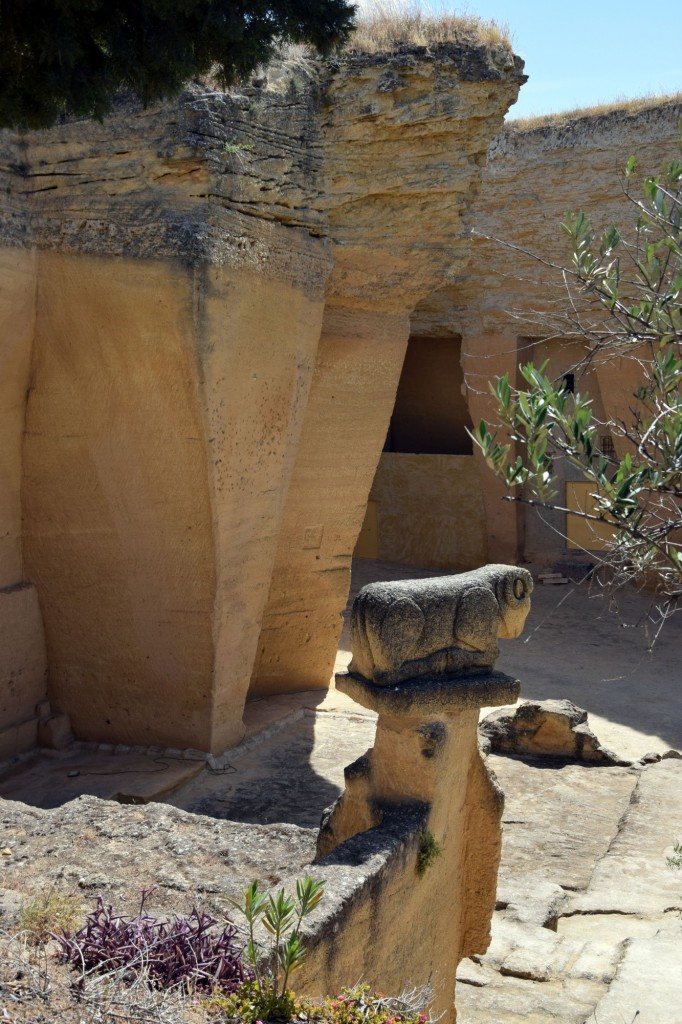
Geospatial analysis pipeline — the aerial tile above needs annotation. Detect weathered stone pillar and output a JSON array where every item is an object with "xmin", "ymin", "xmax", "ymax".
[
  {"xmin": 313, "ymin": 565, "xmax": 532, "ymax": 1022},
  {"xmin": 251, "ymin": 47, "xmax": 526, "ymax": 695},
  {"xmin": 317, "ymin": 671, "xmax": 517, "ymax": 859},
  {"xmin": 1, "ymin": 85, "xmax": 331, "ymax": 754},
  {"xmin": 314, "ymin": 676, "xmax": 518, "ymax": 1024},
  {"xmin": 250, "ymin": 308, "xmax": 410, "ymax": 696}
]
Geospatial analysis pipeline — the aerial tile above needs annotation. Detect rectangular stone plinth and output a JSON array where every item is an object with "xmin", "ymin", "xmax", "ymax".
[{"xmin": 336, "ymin": 669, "xmax": 520, "ymax": 717}]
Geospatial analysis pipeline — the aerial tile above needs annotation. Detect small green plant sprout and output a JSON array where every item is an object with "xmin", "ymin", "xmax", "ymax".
[
  {"xmin": 222, "ymin": 141, "xmax": 254, "ymax": 153},
  {"xmin": 17, "ymin": 885, "xmax": 80, "ymax": 944},
  {"xmin": 666, "ymin": 841, "xmax": 682, "ymax": 869},
  {"xmin": 226, "ymin": 874, "xmax": 324, "ymax": 1021},
  {"xmin": 416, "ymin": 831, "xmax": 442, "ymax": 878}
]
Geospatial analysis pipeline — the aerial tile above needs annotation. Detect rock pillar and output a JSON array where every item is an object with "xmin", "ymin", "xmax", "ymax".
[
  {"xmin": 251, "ymin": 46, "xmax": 526, "ymax": 695},
  {"xmin": 317, "ymin": 670, "xmax": 519, "ymax": 1023}
]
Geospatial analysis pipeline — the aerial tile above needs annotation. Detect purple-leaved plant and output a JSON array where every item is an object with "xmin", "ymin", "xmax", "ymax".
[{"xmin": 55, "ymin": 888, "xmax": 253, "ymax": 993}]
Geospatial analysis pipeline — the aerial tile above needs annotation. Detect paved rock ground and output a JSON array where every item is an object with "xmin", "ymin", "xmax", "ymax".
[
  {"xmin": 166, "ymin": 709, "xmax": 377, "ymax": 827},
  {"xmin": 0, "ymin": 559, "xmax": 680, "ymax": 1022},
  {"xmin": 456, "ymin": 756, "xmax": 682, "ymax": 1024}
]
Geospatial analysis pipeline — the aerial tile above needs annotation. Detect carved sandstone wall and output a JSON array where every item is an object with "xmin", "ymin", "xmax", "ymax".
[
  {"xmin": 0, "ymin": 45, "xmax": 525, "ymax": 753},
  {"xmin": 370, "ymin": 99, "xmax": 682, "ymax": 570},
  {"xmin": 250, "ymin": 47, "xmax": 525, "ymax": 694}
]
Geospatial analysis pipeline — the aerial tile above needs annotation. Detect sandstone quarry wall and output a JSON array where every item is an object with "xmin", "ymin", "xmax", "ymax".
[
  {"xmin": 381, "ymin": 100, "xmax": 682, "ymax": 570},
  {"xmin": 367, "ymin": 452, "xmax": 487, "ymax": 569},
  {"xmin": 0, "ymin": 248, "xmax": 49, "ymax": 760},
  {"xmin": 0, "ymin": 44, "xmax": 525, "ymax": 752},
  {"xmin": 250, "ymin": 47, "xmax": 525, "ymax": 695},
  {"xmin": 0, "ymin": 76, "xmax": 330, "ymax": 752}
]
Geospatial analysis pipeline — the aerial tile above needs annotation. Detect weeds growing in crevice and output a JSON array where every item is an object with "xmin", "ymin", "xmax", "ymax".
[
  {"xmin": 416, "ymin": 831, "xmax": 442, "ymax": 877},
  {"xmin": 347, "ymin": 0, "xmax": 511, "ymax": 55},
  {"xmin": 206, "ymin": 981, "xmax": 435, "ymax": 1024},
  {"xmin": 225, "ymin": 874, "xmax": 324, "ymax": 1021},
  {"xmin": 3, "ymin": 879, "xmax": 438, "ymax": 1024}
]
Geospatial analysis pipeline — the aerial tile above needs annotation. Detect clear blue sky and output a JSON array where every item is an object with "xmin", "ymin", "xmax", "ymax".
[{"xmin": 463, "ymin": 0, "xmax": 682, "ymax": 118}]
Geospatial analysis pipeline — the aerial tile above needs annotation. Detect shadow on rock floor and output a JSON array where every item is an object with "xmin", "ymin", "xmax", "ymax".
[{"xmin": 166, "ymin": 709, "xmax": 377, "ymax": 828}]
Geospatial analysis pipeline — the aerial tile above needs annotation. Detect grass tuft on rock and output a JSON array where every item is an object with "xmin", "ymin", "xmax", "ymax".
[
  {"xmin": 506, "ymin": 90, "xmax": 682, "ymax": 131},
  {"xmin": 346, "ymin": 0, "xmax": 512, "ymax": 54},
  {"xmin": 16, "ymin": 885, "xmax": 81, "ymax": 945}
]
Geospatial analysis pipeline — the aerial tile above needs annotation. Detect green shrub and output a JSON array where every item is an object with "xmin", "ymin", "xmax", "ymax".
[
  {"xmin": 225, "ymin": 874, "xmax": 324, "ymax": 1021},
  {"xmin": 667, "ymin": 841, "xmax": 682, "ymax": 869},
  {"xmin": 206, "ymin": 982, "xmax": 433, "ymax": 1024},
  {"xmin": 416, "ymin": 831, "xmax": 442, "ymax": 877}
]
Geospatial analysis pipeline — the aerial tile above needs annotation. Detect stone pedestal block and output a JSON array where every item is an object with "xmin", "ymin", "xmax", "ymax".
[
  {"xmin": 316, "ymin": 668, "xmax": 520, "ymax": 1024},
  {"xmin": 318, "ymin": 669, "xmax": 519, "ymax": 856}
]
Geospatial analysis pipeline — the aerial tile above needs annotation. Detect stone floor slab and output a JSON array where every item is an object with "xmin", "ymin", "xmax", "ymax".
[
  {"xmin": 0, "ymin": 748, "xmax": 204, "ymax": 808},
  {"xmin": 456, "ymin": 753, "xmax": 681, "ymax": 1023},
  {"xmin": 586, "ymin": 934, "xmax": 682, "ymax": 1024}
]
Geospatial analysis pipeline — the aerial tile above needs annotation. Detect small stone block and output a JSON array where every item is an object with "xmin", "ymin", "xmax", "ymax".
[
  {"xmin": 97, "ymin": 742, "xmax": 114, "ymax": 754},
  {"xmin": 37, "ymin": 714, "xmax": 74, "ymax": 750},
  {"xmin": 182, "ymin": 748, "xmax": 207, "ymax": 760},
  {"xmin": 207, "ymin": 753, "xmax": 231, "ymax": 771},
  {"xmin": 336, "ymin": 669, "xmax": 520, "ymax": 717},
  {"xmin": 113, "ymin": 744, "xmax": 131, "ymax": 755},
  {"xmin": 35, "ymin": 698, "xmax": 51, "ymax": 720}
]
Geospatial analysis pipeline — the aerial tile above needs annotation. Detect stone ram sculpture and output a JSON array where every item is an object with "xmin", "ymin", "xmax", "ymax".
[{"xmin": 348, "ymin": 563, "xmax": 533, "ymax": 686}]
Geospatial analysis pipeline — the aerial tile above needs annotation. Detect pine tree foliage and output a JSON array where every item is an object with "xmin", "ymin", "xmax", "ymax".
[{"xmin": 0, "ymin": 0, "xmax": 357, "ymax": 130}]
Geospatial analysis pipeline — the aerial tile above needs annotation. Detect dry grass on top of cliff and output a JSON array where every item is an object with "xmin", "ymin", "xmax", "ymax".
[
  {"xmin": 506, "ymin": 89, "xmax": 682, "ymax": 130},
  {"xmin": 346, "ymin": 0, "xmax": 512, "ymax": 54}
]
